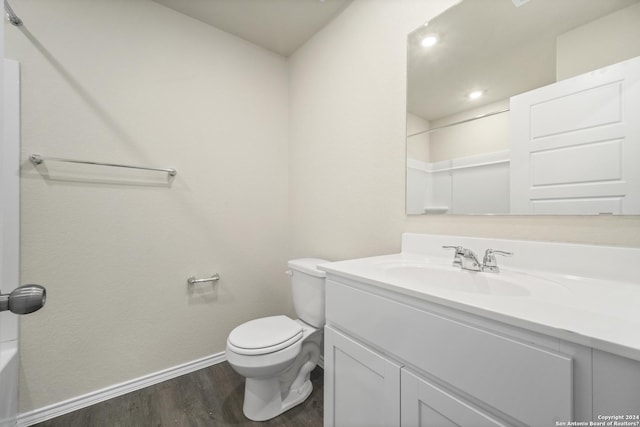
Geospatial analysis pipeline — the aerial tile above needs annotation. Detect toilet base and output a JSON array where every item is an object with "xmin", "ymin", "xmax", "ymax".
[
  {"xmin": 230, "ymin": 320, "xmax": 323, "ymax": 421},
  {"xmin": 243, "ymin": 377, "xmax": 313, "ymax": 421}
]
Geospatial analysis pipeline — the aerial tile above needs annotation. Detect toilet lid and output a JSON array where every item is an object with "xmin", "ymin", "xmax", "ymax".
[{"xmin": 228, "ymin": 315, "xmax": 303, "ymax": 355}]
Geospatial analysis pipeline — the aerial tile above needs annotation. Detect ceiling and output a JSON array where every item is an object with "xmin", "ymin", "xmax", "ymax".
[
  {"xmin": 153, "ymin": 0, "xmax": 352, "ymax": 57},
  {"xmin": 407, "ymin": 0, "xmax": 639, "ymax": 121}
]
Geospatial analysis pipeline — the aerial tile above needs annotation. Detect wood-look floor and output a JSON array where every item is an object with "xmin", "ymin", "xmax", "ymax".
[{"xmin": 32, "ymin": 362, "xmax": 323, "ymax": 427}]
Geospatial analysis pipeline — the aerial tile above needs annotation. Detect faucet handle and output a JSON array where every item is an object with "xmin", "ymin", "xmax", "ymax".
[
  {"xmin": 442, "ymin": 245, "xmax": 464, "ymax": 266},
  {"xmin": 486, "ymin": 249, "xmax": 513, "ymax": 258},
  {"xmin": 482, "ymin": 249, "xmax": 513, "ymax": 273}
]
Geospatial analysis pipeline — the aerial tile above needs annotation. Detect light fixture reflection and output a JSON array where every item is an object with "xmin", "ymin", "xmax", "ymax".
[
  {"xmin": 421, "ymin": 35, "xmax": 438, "ymax": 48},
  {"xmin": 468, "ymin": 90, "xmax": 484, "ymax": 100}
]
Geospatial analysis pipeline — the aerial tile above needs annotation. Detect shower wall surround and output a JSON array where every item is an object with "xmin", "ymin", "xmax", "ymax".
[{"xmin": 8, "ymin": 0, "xmax": 290, "ymax": 413}]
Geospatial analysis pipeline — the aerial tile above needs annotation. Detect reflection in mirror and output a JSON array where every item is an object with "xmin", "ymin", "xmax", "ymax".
[{"xmin": 406, "ymin": 0, "xmax": 640, "ymax": 215}]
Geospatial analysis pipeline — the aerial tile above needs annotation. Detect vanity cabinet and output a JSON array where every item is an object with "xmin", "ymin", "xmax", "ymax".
[
  {"xmin": 322, "ymin": 234, "xmax": 640, "ymax": 426},
  {"xmin": 324, "ymin": 276, "xmax": 640, "ymax": 427},
  {"xmin": 325, "ymin": 325, "xmax": 508, "ymax": 427}
]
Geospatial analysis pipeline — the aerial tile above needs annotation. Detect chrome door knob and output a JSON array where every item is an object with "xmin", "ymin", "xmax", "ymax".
[{"xmin": 0, "ymin": 284, "xmax": 46, "ymax": 314}]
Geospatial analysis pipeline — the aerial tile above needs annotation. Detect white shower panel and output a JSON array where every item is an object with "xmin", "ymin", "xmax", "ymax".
[
  {"xmin": 0, "ymin": 58, "xmax": 21, "ymax": 427},
  {"xmin": 406, "ymin": 159, "xmax": 429, "ymax": 215}
]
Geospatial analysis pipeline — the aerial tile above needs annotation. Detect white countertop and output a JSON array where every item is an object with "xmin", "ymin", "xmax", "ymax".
[{"xmin": 320, "ymin": 251, "xmax": 640, "ymax": 362}]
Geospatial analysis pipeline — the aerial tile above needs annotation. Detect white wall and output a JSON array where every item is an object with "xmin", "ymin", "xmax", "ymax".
[
  {"xmin": 406, "ymin": 112, "xmax": 430, "ymax": 162},
  {"xmin": 289, "ymin": 0, "xmax": 462, "ymax": 260},
  {"xmin": 557, "ymin": 2, "xmax": 640, "ymax": 81},
  {"xmin": 429, "ymin": 99, "xmax": 509, "ymax": 162},
  {"xmin": 6, "ymin": 0, "xmax": 290, "ymax": 412},
  {"xmin": 289, "ymin": 0, "xmax": 640, "ymax": 264}
]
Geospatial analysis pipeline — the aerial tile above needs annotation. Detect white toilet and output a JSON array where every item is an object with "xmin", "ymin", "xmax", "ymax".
[{"xmin": 225, "ymin": 258, "xmax": 328, "ymax": 421}]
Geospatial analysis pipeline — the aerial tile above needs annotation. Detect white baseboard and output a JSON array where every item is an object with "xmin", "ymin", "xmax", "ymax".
[{"xmin": 17, "ymin": 352, "xmax": 226, "ymax": 427}]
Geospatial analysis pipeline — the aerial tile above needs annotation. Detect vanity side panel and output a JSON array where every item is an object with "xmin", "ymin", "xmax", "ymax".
[
  {"xmin": 592, "ymin": 350, "xmax": 640, "ymax": 416},
  {"xmin": 326, "ymin": 279, "xmax": 572, "ymax": 426},
  {"xmin": 560, "ymin": 342, "xmax": 593, "ymax": 421}
]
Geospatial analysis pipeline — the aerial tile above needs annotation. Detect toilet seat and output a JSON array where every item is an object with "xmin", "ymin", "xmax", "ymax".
[{"xmin": 227, "ymin": 315, "xmax": 303, "ymax": 356}]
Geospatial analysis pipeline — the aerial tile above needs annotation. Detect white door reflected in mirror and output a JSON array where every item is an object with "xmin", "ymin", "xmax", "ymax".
[{"xmin": 406, "ymin": 0, "xmax": 640, "ymax": 215}]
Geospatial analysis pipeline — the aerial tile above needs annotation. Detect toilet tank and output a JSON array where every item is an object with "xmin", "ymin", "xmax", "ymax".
[{"xmin": 287, "ymin": 258, "xmax": 328, "ymax": 328}]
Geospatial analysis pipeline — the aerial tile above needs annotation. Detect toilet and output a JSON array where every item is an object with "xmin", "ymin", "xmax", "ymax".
[{"xmin": 225, "ymin": 258, "xmax": 328, "ymax": 421}]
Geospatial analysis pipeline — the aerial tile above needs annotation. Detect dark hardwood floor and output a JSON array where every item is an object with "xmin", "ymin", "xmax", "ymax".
[{"xmin": 32, "ymin": 362, "xmax": 323, "ymax": 427}]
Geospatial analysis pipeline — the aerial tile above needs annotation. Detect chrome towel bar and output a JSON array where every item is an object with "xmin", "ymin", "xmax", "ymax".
[
  {"xmin": 30, "ymin": 154, "xmax": 177, "ymax": 177},
  {"xmin": 4, "ymin": 0, "xmax": 22, "ymax": 26},
  {"xmin": 187, "ymin": 274, "xmax": 220, "ymax": 286}
]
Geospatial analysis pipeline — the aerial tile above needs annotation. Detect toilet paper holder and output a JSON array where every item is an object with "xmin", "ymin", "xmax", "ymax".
[{"xmin": 187, "ymin": 274, "xmax": 220, "ymax": 286}]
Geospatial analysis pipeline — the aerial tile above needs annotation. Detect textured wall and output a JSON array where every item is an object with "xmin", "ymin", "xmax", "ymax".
[
  {"xmin": 557, "ymin": 2, "xmax": 640, "ymax": 80},
  {"xmin": 406, "ymin": 113, "xmax": 430, "ymax": 163},
  {"xmin": 429, "ymin": 100, "xmax": 509, "ymax": 163},
  {"xmin": 288, "ymin": 0, "xmax": 640, "ymax": 263},
  {"xmin": 7, "ymin": 0, "xmax": 291, "ymax": 412}
]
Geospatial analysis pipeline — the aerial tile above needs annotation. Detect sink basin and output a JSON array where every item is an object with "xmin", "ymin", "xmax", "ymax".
[
  {"xmin": 318, "ymin": 234, "xmax": 640, "ymax": 363},
  {"xmin": 374, "ymin": 262, "xmax": 557, "ymax": 297},
  {"xmin": 381, "ymin": 264, "xmax": 529, "ymax": 296}
]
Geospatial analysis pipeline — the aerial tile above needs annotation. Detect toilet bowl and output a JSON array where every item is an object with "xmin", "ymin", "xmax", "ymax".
[
  {"xmin": 226, "ymin": 317, "xmax": 322, "ymax": 421},
  {"xmin": 225, "ymin": 258, "xmax": 327, "ymax": 421}
]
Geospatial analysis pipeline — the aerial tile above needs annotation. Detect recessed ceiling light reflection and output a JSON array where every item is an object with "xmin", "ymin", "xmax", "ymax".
[
  {"xmin": 468, "ymin": 90, "xmax": 484, "ymax": 100},
  {"xmin": 420, "ymin": 35, "xmax": 438, "ymax": 48}
]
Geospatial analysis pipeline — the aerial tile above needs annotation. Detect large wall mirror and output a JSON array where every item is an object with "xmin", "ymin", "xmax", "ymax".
[{"xmin": 406, "ymin": 0, "xmax": 640, "ymax": 215}]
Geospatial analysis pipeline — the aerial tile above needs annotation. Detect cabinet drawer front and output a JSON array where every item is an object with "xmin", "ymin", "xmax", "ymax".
[{"xmin": 326, "ymin": 280, "xmax": 572, "ymax": 425}]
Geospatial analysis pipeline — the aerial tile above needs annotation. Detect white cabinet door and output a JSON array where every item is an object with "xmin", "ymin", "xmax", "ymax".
[
  {"xmin": 324, "ymin": 326, "xmax": 401, "ymax": 427},
  {"xmin": 510, "ymin": 55, "xmax": 640, "ymax": 214},
  {"xmin": 401, "ymin": 369, "xmax": 508, "ymax": 427}
]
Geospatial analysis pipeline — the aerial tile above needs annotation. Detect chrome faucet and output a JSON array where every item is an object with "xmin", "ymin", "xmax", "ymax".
[
  {"xmin": 442, "ymin": 245, "xmax": 464, "ymax": 267},
  {"xmin": 443, "ymin": 246, "xmax": 513, "ymax": 273},
  {"xmin": 443, "ymin": 246, "xmax": 482, "ymax": 271},
  {"xmin": 482, "ymin": 249, "xmax": 513, "ymax": 273}
]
